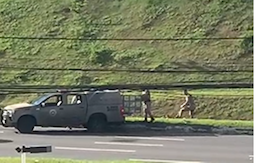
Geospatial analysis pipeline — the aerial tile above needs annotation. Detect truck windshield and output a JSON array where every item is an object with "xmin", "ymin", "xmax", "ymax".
[{"xmin": 29, "ymin": 94, "xmax": 51, "ymax": 105}]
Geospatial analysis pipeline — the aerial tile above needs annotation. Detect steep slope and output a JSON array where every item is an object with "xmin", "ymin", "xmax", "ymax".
[{"xmin": 0, "ymin": 0, "xmax": 253, "ymax": 85}]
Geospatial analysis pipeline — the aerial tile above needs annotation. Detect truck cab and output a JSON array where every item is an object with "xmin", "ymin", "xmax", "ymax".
[{"xmin": 1, "ymin": 90, "xmax": 134, "ymax": 133}]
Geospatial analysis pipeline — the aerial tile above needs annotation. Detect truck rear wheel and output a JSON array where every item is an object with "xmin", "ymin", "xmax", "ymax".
[
  {"xmin": 16, "ymin": 116, "xmax": 36, "ymax": 134},
  {"xmin": 87, "ymin": 114, "xmax": 107, "ymax": 133}
]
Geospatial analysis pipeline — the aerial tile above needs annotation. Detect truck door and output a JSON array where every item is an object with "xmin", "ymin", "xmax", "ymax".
[
  {"xmin": 36, "ymin": 95, "xmax": 63, "ymax": 126},
  {"xmin": 60, "ymin": 94, "xmax": 87, "ymax": 126}
]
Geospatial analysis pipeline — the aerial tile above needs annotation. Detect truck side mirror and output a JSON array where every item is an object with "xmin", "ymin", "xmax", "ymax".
[{"xmin": 41, "ymin": 103, "xmax": 45, "ymax": 107}]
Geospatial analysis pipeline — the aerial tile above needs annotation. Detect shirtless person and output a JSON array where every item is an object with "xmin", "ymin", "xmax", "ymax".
[
  {"xmin": 141, "ymin": 89, "xmax": 155, "ymax": 123},
  {"xmin": 176, "ymin": 89, "xmax": 196, "ymax": 118}
]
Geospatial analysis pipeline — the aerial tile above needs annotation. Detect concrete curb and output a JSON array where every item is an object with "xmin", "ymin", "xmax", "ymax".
[{"xmin": 119, "ymin": 123, "xmax": 253, "ymax": 135}]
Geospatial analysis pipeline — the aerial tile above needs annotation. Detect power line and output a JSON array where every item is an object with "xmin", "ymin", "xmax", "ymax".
[
  {"xmin": 0, "ymin": 90, "xmax": 253, "ymax": 97},
  {"xmin": 0, "ymin": 36, "xmax": 249, "ymax": 41},
  {"xmin": 3, "ymin": 57, "xmax": 254, "ymax": 66},
  {"xmin": 0, "ymin": 66, "xmax": 252, "ymax": 73},
  {"xmin": 0, "ymin": 75, "xmax": 250, "ymax": 83},
  {"xmin": 0, "ymin": 82, "xmax": 252, "ymax": 91}
]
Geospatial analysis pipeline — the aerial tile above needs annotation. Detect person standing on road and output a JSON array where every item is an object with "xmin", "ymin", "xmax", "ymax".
[
  {"xmin": 176, "ymin": 89, "xmax": 196, "ymax": 118},
  {"xmin": 141, "ymin": 89, "xmax": 155, "ymax": 123}
]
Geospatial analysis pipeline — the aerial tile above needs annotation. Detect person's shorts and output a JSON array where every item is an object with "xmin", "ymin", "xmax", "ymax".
[
  {"xmin": 182, "ymin": 105, "xmax": 195, "ymax": 111},
  {"xmin": 144, "ymin": 101, "xmax": 151, "ymax": 110}
]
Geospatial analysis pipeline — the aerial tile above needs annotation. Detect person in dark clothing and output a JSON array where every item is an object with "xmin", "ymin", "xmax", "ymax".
[{"xmin": 141, "ymin": 89, "xmax": 155, "ymax": 122}]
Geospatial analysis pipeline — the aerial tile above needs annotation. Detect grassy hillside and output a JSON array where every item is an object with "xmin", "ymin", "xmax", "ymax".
[
  {"xmin": 0, "ymin": 0, "xmax": 253, "ymax": 120},
  {"xmin": 0, "ymin": 89, "xmax": 253, "ymax": 120}
]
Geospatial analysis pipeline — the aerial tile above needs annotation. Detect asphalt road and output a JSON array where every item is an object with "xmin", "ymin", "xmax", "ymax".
[{"xmin": 0, "ymin": 126, "xmax": 253, "ymax": 163}]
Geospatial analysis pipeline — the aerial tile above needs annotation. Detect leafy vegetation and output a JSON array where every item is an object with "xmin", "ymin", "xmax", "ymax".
[
  {"xmin": 0, "ymin": 0, "xmax": 253, "ymax": 120},
  {"xmin": 0, "ymin": 89, "xmax": 253, "ymax": 120}
]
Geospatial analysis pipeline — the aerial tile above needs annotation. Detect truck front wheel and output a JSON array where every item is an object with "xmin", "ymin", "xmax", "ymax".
[
  {"xmin": 87, "ymin": 114, "xmax": 107, "ymax": 133},
  {"xmin": 16, "ymin": 116, "xmax": 36, "ymax": 134}
]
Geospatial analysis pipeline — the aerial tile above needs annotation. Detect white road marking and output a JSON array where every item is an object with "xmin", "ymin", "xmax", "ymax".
[
  {"xmin": 55, "ymin": 146, "xmax": 136, "ymax": 153},
  {"xmin": 0, "ymin": 131, "xmax": 4, "ymax": 133},
  {"xmin": 129, "ymin": 159, "xmax": 205, "ymax": 163},
  {"xmin": 114, "ymin": 136, "xmax": 185, "ymax": 141},
  {"xmin": 94, "ymin": 141, "xmax": 163, "ymax": 147}
]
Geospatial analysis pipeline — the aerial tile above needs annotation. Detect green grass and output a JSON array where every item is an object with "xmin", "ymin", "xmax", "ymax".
[
  {"xmin": 0, "ymin": 158, "xmax": 137, "ymax": 163},
  {"xmin": 127, "ymin": 117, "xmax": 253, "ymax": 128},
  {"xmin": 0, "ymin": 0, "xmax": 253, "ymax": 120},
  {"xmin": 122, "ymin": 89, "xmax": 253, "ymax": 120},
  {"xmin": 123, "ymin": 88, "xmax": 253, "ymax": 98},
  {"xmin": 0, "ymin": 0, "xmax": 253, "ymax": 85}
]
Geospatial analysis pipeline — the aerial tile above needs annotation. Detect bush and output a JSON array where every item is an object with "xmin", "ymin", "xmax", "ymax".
[
  {"xmin": 241, "ymin": 32, "xmax": 253, "ymax": 54},
  {"xmin": 89, "ymin": 49, "xmax": 114, "ymax": 66}
]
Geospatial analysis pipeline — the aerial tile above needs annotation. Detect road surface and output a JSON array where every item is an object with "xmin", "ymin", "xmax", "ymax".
[{"xmin": 0, "ymin": 126, "xmax": 253, "ymax": 163}]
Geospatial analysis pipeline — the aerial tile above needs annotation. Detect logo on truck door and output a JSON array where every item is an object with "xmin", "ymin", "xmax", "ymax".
[
  {"xmin": 107, "ymin": 106, "xmax": 118, "ymax": 111},
  {"xmin": 49, "ymin": 109, "xmax": 57, "ymax": 117}
]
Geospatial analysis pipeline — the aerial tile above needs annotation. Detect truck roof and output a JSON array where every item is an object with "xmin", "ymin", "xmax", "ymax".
[{"xmin": 55, "ymin": 89, "xmax": 120, "ymax": 95}]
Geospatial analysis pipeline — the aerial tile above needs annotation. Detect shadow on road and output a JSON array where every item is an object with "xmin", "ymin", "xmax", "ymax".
[
  {"xmin": 11, "ymin": 121, "xmax": 252, "ymax": 137},
  {"xmin": 25, "ymin": 121, "xmax": 219, "ymax": 137},
  {"xmin": 0, "ymin": 139, "xmax": 13, "ymax": 143},
  {"xmin": 127, "ymin": 121, "xmax": 216, "ymax": 129},
  {"xmin": 28, "ymin": 130, "xmax": 218, "ymax": 137}
]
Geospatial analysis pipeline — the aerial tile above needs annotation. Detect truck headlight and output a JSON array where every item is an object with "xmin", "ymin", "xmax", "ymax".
[{"xmin": 3, "ymin": 110, "xmax": 13, "ymax": 117}]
